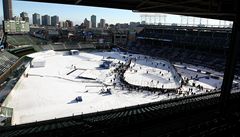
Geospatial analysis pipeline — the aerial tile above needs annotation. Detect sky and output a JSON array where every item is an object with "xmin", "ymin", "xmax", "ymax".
[{"xmin": 0, "ymin": 0, "xmax": 232, "ymax": 26}]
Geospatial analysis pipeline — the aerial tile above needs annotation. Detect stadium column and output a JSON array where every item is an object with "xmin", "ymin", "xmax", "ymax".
[
  {"xmin": 1, "ymin": 20, "xmax": 8, "ymax": 49},
  {"xmin": 220, "ymin": 14, "xmax": 240, "ymax": 112}
]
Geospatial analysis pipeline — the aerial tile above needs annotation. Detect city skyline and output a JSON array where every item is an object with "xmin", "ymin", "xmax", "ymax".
[
  {"xmin": 1, "ymin": 0, "xmax": 232, "ymax": 26},
  {"xmin": 0, "ymin": 0, "xmax": 141, "ymax": 25}
]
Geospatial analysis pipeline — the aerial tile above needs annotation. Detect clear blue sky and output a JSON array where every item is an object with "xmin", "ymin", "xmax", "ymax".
[{"xmin": 0, "ymin": 0, "xmax": 231, "ymax": 26}]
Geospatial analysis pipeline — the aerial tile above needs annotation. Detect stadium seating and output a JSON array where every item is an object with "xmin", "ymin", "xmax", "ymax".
[
  {"xmin": 7, "ymin": 35, "xmax": 47, "ymax": 47},
  {"xmin": 2, "ymin": 91, "xmax": 240, "ymax": 137},
  {"xmin": 127, "ymin": 44, "xmax": 226, "ymax": 72},
  {"xmin": 50, "ymin": 44, "xmax": 65, "ymax": 50},
  {"xmin": 137, "ymin": 26, "xmax": 231, "ymax": 51},
  {"xmin": 65, "ymin": 42, "xmax": 81, "ymax": 49},
  {"xmin": 128, "ymin": 25, "xmax": 240, "ymax": 76},
  {"xmin": 0, "ymin": 51, "xmax": 19, "ymax": 76},
  {"xmin": 36, "ymin": 42, "xmax": 95, "ymax": 51}
]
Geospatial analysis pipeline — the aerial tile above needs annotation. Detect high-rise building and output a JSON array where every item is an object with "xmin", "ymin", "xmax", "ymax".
[
  {"xmin": 42, "ymin": 15, "xmax": 50, "ymax": 26},
  {"xmin": 3, "ymin": 0, "xmax": 13, "ymax": 20},
  {"xmin": 20, "ymin": 12, "xmax": 29, "ymax": 22},
  {"xmin": 65, "ymin": 20, "xmax": 73, "ymax": 28},
  {"xmin": 105, "ymin": 23, "xmax": 109, "ymax": 29},
  {"xmin": 130, "ymin": 22, "xmax": 140, "ymax": 29},
  {"xmin": 84, "ymin": 18, "xmax": 90, "ymax": 29},
  {"xmin": 116, "ymin": 23, "xmax": 129, "ymax": 29},
  {"xmin": 99, "ymin": 19, "xmax": 105, "ymax": 29},
  {"xmin": 141, "ymin": 21, "xmax": 146, "ymax": 25},
  {"xmin": 51, "ymin": 15, "xmax": 59, "ymax": 26},
  {"xmin": 59, "ymin": 21, "xmax": 64, "ymax": 28},
  {"xmin": 13, "ymin": 16, "xmax": 22, "ymax": 21},
  {"xmin": 33, "ymin": 13, "xmax": 40, "ymax": 25},
  {"xmin": 91, "ymin": 15, "xmax": 96, "ymax": 28}
]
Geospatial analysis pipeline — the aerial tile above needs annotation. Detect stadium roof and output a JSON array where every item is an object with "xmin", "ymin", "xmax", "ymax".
[{"xmin": 21, "ymin": 0, "xmax": 239, "ymax": 20}]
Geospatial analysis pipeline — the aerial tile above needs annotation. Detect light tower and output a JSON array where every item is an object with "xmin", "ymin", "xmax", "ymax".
[{"xmin": 140, "ymin": 14, "xmax": 167, "ymax": 25}]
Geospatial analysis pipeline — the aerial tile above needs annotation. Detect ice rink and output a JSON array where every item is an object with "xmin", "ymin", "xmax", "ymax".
[{"xmin": 2, "ymin": 50, "xmax": 238, "ymax": 125}]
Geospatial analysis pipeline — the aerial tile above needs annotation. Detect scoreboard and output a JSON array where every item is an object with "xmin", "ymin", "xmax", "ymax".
[{"xmin": 3, "ymin": 20, "xmax": 30, "ymax": 34}]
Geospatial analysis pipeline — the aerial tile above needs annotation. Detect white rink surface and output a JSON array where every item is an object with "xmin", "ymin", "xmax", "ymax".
[
  {"xmin": 2, "ymin": 51, "xmax": 231, "ymax": 125},
  {"xmin": 124, "ymin": 57, "xmax": 181, "ymax": 89}
]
